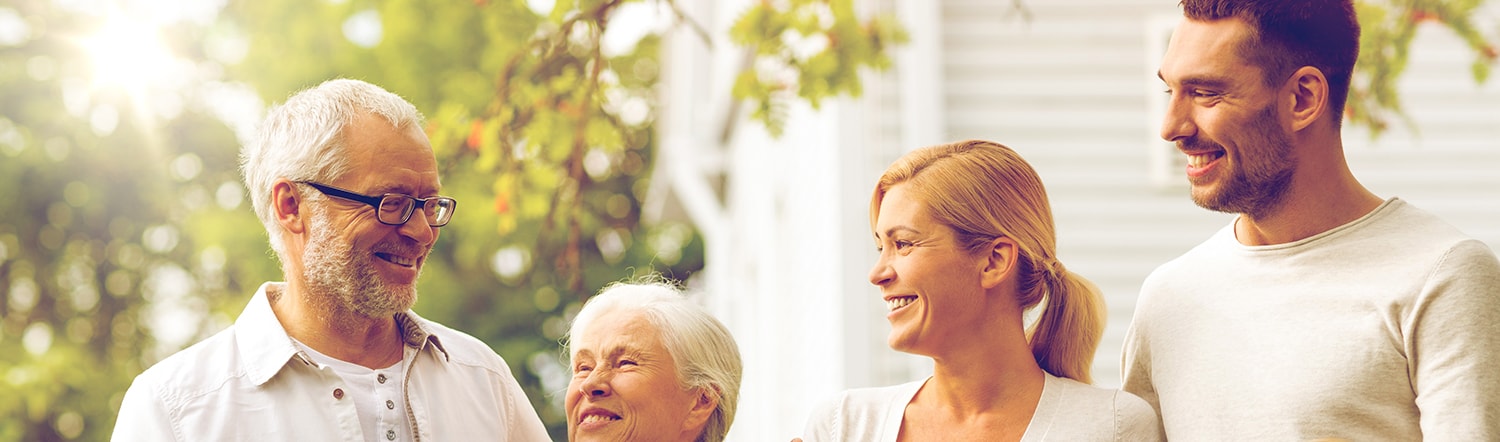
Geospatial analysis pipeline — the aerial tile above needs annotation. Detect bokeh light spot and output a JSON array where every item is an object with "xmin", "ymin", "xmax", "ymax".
[
  {"xmin": 342, "ymin": 10, "xmax": 382, "ymax": 48},
  {"xmin": 491, "ymin": 246, "xmax": 530, "ymax": 281},
  {"xmin": 583, "ymin": 148, "xmax": 611, "ymax": 180},
  {"xmin": 27, "ymin": 56, "xmax": 56, "ymax": 81},
  {"xmin": 595, "ymin": 228, "xmax": 628, "ymax": 264},
  {"xmin": 533, "ymin": 285, "xmax": 559, "ymax": 312},
  {"xmin": 0, "ymin": 7, "xmax": 29, "ymax": 46},
  {"xmin": 9, "ymin": 277, "xmax": 38, "ymax": 313},
  {"xmin": 90, "ymin": 104, "xmax": 119, "ymax": 136},
  {"xmin": 170, "ymin": 153, "xmax": 202, "ymax": 181},
  {"xmin": 215, "ymin": 181, "xmax": 244, "ymax": 209},
  {"xmin": 81, "ymin": 16, "xmax": 178, "ymax": 95},
  {"xmin": 142, "ymin": 224, "xmax": 179, "ymax": 253},
  {"xmin": 106, "ymin": 270, "xmax": 135, "ymax": 297},
  {"xmin": 22, "ymin": 322, "xmax": 53, "ymax": 356},
  {"xmin": 44, "ymin": 137, "xmax": 70, "ymax": 162},
  {"xmin": 56, "ymin": 411, "xmax": 84, "ymax": 439},
  {"xmin": 63, "ymin": 181, "xmax": 91, "ymax": 207},
  {"xmin": 0, "ymin": 117, "xmax": 23, "ymax": 156}
]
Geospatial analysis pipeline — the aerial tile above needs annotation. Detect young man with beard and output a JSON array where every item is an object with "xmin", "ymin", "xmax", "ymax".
[
  {"xmin": 1122, "ymin": 0, "xmax": 1500, "ymax": 439},
  {"xmin": 112, "ymin": 79, "xmax": 549, "ymax": 441}
]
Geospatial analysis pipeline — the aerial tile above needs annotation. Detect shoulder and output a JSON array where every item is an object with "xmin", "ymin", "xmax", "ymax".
[
  {"xmin": 803, "ymin": 380, "xmax": 923, "ymax": 442},
  {"xmin": 405, "ymin": 312, "xmax": 515, "ymax": 374},
  {"xmin": 1042, "ymin": 377, "xmax": 1164, "ymax": 441},
  {"xmin": 1438, "ymin": 238, "xmax": 1500, "ymax": 273},
  {"xmin": 1362, "ymin": 199, "xmax": 1483, "ymax": 251},
  {"xmin": 127, "ymin": 325, "xmax": 244, "ymax": 404},
  {"xmin": 1109, "ymin": 388, "xmax": 1164, "ymax": 440},
  {"xmin": 816, "ymin": 381, "xmax": 922, "ymax": 417},
  {"xmin": 1046, "ymin": 376, "xmax": 1135, "ymax": 416},
  {"xmin": 846, "ymin": 380, "xmax": 924, "ymax": 402},
  {"xmin": 1373, "ymin": 202, "xmax": 1500, "ymax": 293},
  {"xmin": 1141, "ymin": 223, "xmax": 1235, "ymax": 287}
]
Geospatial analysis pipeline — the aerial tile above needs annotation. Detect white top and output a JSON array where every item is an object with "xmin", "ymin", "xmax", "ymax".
[
  {"xmin": 295, "ymin": 339, "xmax": 412, "ymax": 442},
  {"xmin": 111, "ymin": 282, "xmax": 551, "ymax": 442},
  {"xmin": 802, "ymin": 373, "xmax": 1162, "ymax": 441},
  {"xmin": 1122, "ymin": 198, "xmax": 1500, "ymax": 440}
]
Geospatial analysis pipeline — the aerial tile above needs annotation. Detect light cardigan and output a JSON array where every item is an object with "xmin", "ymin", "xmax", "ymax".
[
  {"xmin": 111, "ymin": 282, "xmax": 550, "ymax": 442},
  {"xmin": 802, "ymin": 373, "xmax": 1162, "ymax": 441}
]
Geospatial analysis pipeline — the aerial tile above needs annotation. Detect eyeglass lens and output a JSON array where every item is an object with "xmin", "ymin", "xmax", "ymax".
[{"xmin": 376, "ymin": 195, "xmax": 455, "ymax": 226}]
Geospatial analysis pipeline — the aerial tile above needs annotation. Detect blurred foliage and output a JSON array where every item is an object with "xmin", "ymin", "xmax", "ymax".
[
  {"xmin": 0, "ymin": 0, "xmax": 900, "ymax": 440},
  {"xmin": 1351, "ymin": 0, "xmax": 1498, "ymax": 136},
  {"xmin": 0, "ymin": 1, "xmax": 279, "ymax": 440},
  {"xmin": 729, "ymin": 0, "xmax": 907, "ymax": 136}
]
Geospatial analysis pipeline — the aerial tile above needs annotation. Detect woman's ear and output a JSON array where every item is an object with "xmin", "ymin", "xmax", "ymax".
[
  {"xmin": 1287, "ymin": 65, "xmax": 1329, "ymax": 132},
  {"xmin": 980, "ymin": 237, "xmax": 1018, "ymax": 289},
  {"xmin": 680, "ymin": 386, "xmax": 719, "ymax": 436},
  {"xmin": 272, "ymin": 180, "xmax": 307, "ymax": 235}
]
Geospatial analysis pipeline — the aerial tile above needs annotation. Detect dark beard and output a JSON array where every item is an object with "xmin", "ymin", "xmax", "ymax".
[{"xmin": 1184, "ymin": 105, "xmax": 1295, "ymax": 218}]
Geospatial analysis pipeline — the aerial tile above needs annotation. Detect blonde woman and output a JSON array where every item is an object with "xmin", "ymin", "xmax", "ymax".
[{"xmin": 801, "ymin": 140, "xmax": 1161, "ymax": 441}]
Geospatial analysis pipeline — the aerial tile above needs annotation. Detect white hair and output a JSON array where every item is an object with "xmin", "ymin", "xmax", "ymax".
[
  {"xmin": 567, "ymin": 281, "xmax": 743, "ymax": 442},
  {"xmin": 239, "ymin": 78, "xmax": 425, "ymax": 257}
]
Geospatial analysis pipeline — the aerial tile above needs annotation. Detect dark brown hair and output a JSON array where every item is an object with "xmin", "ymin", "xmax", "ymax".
[{"xmin": 1182, "ymin": 0, "xmax": 1360, "ymax": 123}]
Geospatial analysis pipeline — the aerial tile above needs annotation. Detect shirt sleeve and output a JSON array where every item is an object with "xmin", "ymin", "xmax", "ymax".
[
  {"xmin": 110, "ymin": 376, "xmax": 178, "ymax": 442},
  {"xmin": 1408, "ymin": 239, "xmax": 1500, "ymax": 440},
  {"xmin": 498, "ymin": 365, "xmax": 551, "ymax": 441}
]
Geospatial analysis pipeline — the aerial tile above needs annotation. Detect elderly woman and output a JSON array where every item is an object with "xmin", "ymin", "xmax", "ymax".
[
  {"xmin": 802, "ymin": 140, "xmax": 1162, "ymax": 441},
  {"xmin": 565, "ymin": 281, "xmax": 743, "ymax": 442}
]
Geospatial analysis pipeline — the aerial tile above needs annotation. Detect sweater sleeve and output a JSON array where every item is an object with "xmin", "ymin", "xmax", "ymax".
[
  {"xmin": 1119, "ymin": 308, "xmax": 1161, "ymax": 424},
  {"xmin": 1114, "ymin": 389, "xmax": 1165, "ymax": 442},
  {"xmin": 1407, "ymin": 239, "xmax": 1500, "ymax": 440}
]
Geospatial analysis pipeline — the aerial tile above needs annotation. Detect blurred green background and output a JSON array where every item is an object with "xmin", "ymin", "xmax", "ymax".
[{"xmin": 0, "ymin": 0, "xmax": 902, "ymax": 440}]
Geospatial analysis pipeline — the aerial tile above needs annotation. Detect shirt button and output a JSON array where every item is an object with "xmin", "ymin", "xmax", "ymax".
[
  {"xmin": 377, "ymin": 374, "xmax": 387, "ymax": 384},
  {"xmin": 332, "ymin": 388, "xmax": 344, "ymax": 400},
  {"xmin": 386, "ymin": 429, "xmax": 396, "ymax": 440},
  {"xmin": 386, "ymin": 399, "xmax": 395, "ymax": 410}
]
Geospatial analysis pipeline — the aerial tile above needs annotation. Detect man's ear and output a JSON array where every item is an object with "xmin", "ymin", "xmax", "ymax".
[
  {"xmin": 271, "ymin": 180, "xmax": 307, "ymax": 235},
  {"xmin": 979, "ymin": 237, "xmax": 1019, "ymax": 289},
  {"xmin": 1286, "ymin": 65, "xmax": 1329, "ymax": 132},
  {"xmin": 680, "ymin": 386, "xmax": 719, "ymax": 436}
]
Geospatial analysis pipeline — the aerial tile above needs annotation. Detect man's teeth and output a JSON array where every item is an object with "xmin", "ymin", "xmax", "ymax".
[
  {"xmin": 1187, "ymin": 152, "xmax": 1222, "ymax": 168},
  {"xmin": 887, "ymin": 297, "xmax": 915, "ymax": 311},
  {"xmin": 381, "ymin": 254, "xmax": 415, "ymax": 266},
  {"xmin": 582, "ymin": 414, "xmax": 619, "ymax": 424}
]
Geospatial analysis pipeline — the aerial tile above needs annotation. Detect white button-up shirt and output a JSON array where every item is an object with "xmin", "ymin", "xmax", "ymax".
[{"xmin": 110, "ymin": 282, "xmax": 551, "ymax": 441}]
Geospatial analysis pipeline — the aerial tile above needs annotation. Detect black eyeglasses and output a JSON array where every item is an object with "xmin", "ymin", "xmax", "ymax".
[{"xmin": 297, "ymin": 181, "xmax": 457, "ymax": 227}]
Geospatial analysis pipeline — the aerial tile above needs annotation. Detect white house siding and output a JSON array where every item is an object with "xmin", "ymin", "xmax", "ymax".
[{"xmin": 660, "ymin": 1, "xmax": 1500, "ymax": 440}]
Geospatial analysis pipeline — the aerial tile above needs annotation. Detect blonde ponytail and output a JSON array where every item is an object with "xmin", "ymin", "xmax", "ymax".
[{"xmin": 1027, "ymin": 261, "xmax": 1106, "ymax": 383}]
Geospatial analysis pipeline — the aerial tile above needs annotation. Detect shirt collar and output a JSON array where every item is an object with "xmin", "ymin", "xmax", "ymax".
[
  {"xmin": 236, "ymin": 282, "xmax": 451, "ymax": 386},
  {"xmin": 394, "ymin": 308, "xmax": 450, "ymax": 361}
]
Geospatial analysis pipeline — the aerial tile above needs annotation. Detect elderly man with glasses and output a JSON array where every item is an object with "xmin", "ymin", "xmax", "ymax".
[{"xmin": 112, "ymin": 79, "xmax": 550, "ymax": 441}]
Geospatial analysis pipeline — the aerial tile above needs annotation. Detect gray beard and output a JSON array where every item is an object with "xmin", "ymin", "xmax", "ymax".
[{"xmin": 301, "ymin": 206, "xmax": 419, "ymax": 323}]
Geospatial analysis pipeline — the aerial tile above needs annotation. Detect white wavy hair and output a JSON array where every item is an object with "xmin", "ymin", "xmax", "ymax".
[
  {"xmin": 239, "ymin": 78, "xmax": 424, "ymax": 257},
  {"xmin": 567, "ymin": 281, "xmax": 743, "ymax": 442}
]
